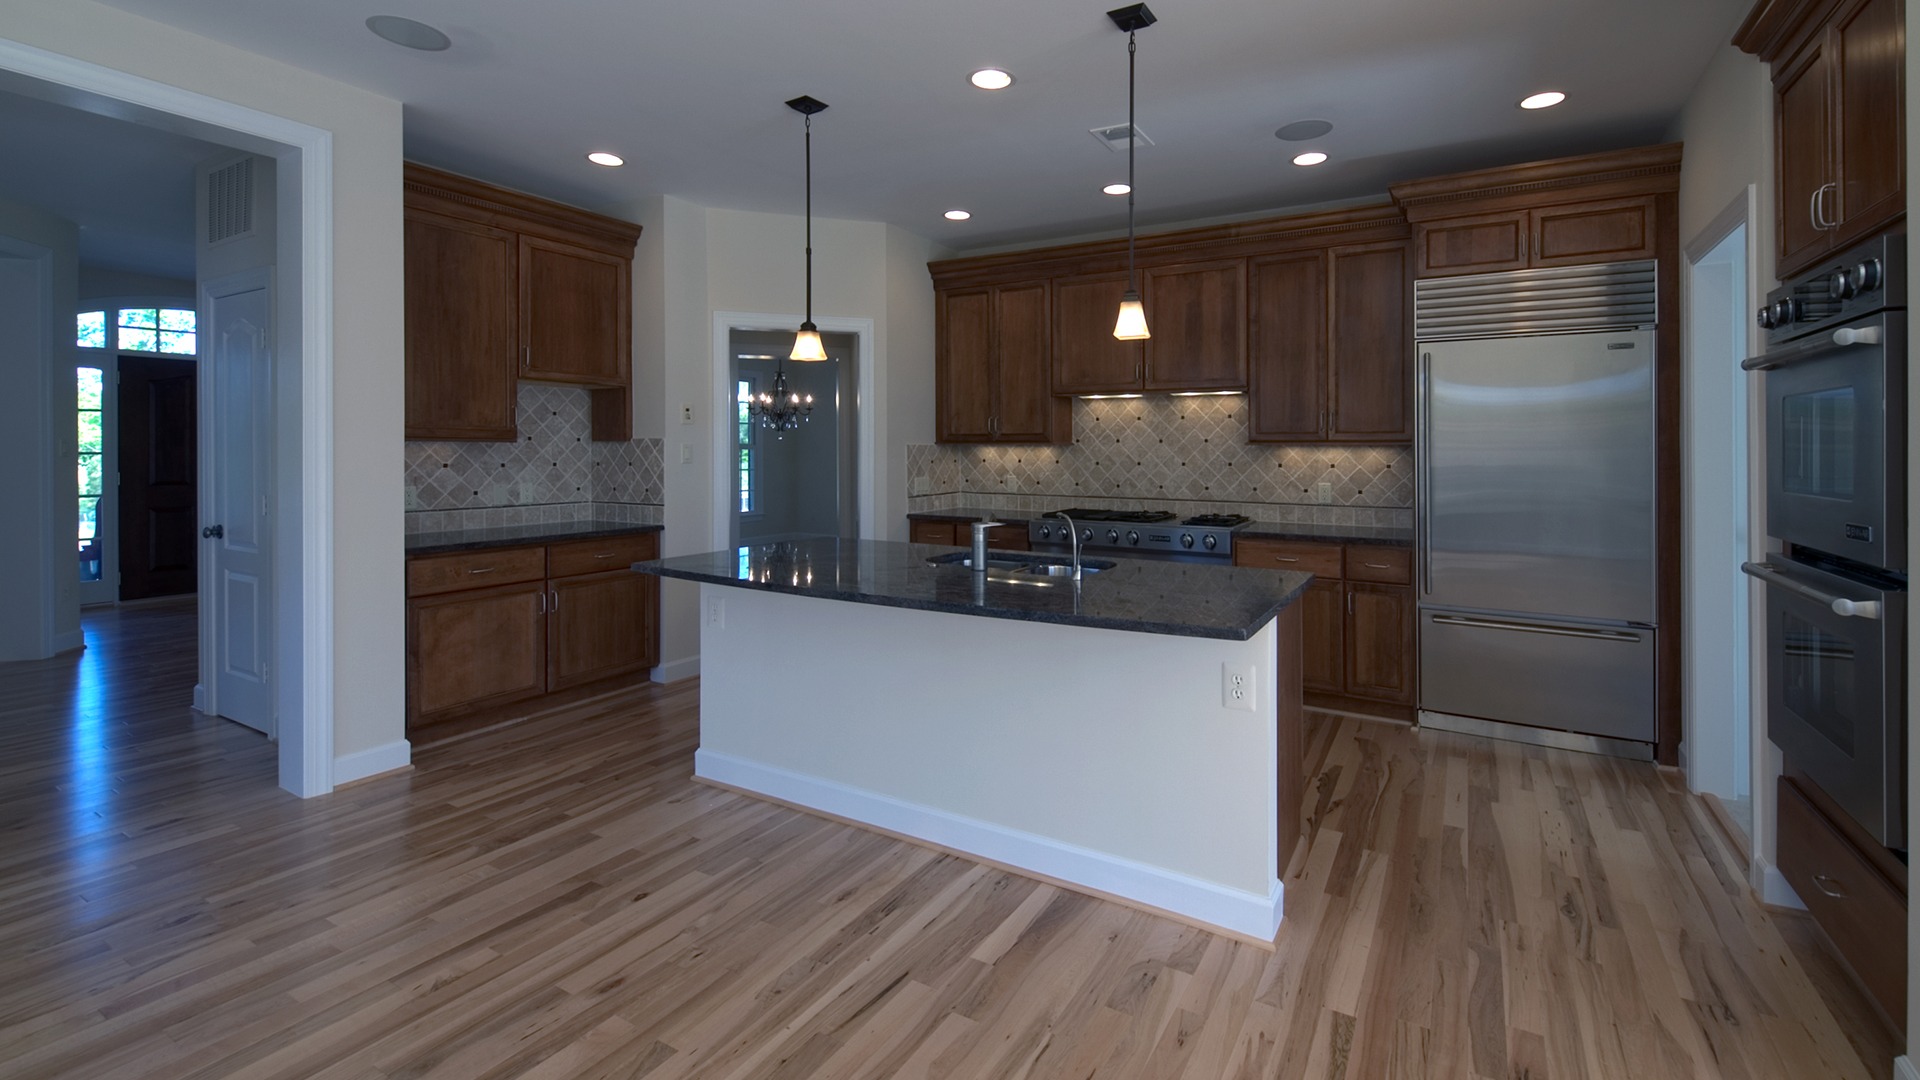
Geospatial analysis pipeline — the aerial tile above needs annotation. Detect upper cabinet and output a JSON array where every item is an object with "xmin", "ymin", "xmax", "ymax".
[
  {"xmin": 403, "ymin": 163, "xmax": 641, "ymax": 442},
  {"xmin": 1143, "ymin": 260, "xmax": 1247, "ymax": 392},
  {"xmin": 1737, "ymin": 0, "xmax": 1906, "ymax": 278},
  {"xmin": 1405, "ymin": 195, "xmax": 1663, "ymax": 279},
  {"xmin": 1051, "ymin": 272, "xmax": 1145, "ymax": 395},
  {"xmin": 1247, "ymin": 238, "xmax": 1411, "ymax": 443},
  {"xmin": 936, "ymin": 281, "xmax": 1067, "ymax": 443}
]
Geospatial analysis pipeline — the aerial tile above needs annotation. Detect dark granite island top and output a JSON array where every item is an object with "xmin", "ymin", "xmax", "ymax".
[
  {"xmin": 635, "ymin": 536, "xmax": 1313, "ymax": 641},
  {"xmin": 406, "ymin": 520, "xmax": 662, "ymax": 557}
]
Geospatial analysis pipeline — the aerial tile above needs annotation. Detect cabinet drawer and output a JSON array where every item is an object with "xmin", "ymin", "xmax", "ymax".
[
  {"xmin": 548, "ymin": 532, "xmax": 659, "ymax": 579},
  {"xmin": 1777, "ymin": 777, "xmax": 1907, "ymax": 1024},
  {"xmin": 1235, "ymin": 538, "xmax": 1343, "ymax": 578},
  {"xmin": 910, "ymin": 520, "xmax": 961, "ymax": 545},
  {"xmin": 408, "ymin": 546, "xmax": 547, "ymax": 597},
  {"xmin": 1345, "ymin": 545, "xmax": 1412, "ymax": 585}
]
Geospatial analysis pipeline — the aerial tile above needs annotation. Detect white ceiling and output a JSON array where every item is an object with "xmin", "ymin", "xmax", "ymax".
[{"xmin": 49, "ymin": 0, "xmax": 1747, "ymax": 259}]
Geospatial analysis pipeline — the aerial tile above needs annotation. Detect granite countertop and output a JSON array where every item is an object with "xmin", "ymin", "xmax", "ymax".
[
  {"xmin": 908, "ymin": 508, "xmax": 1411, "ymax": 547},
  {"xmin": 407, "ymin": 520, "xmax": 662, "ymax": 557},
  {"xmin": 635, "ymin": 537, "xmax": 1313, "ymax": 641}
]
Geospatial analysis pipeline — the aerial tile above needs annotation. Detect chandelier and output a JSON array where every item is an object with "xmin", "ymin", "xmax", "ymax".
[{"xmin": 750, "ymin": 368, "xmax": 813, "ymax": 435}]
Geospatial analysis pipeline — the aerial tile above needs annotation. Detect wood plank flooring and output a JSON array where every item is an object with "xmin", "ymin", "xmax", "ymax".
[{"xmin": 0, "ymin": 600, "xmax": 1897, "ymax": 1078}]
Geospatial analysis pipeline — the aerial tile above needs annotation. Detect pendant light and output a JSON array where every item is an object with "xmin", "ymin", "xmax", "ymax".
[
  {"xmin": 787, "ymin": 95, "xmax": 830, "ymax": 362},
  {"xmin": 1109, "ymin": 4, "xmax": 1156, "ymax": 341}
]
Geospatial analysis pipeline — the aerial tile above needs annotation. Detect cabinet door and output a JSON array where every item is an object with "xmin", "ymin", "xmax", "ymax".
[
  {"xmin": 519, "ymin": 236, "xmax": 628, "ymax": 386},
  {"xmin": 993, "ymin": 283, "xmax": 1061, "ymax": 442},
  {"xmin": 1052, "ymin": 272, "xmax": 1146, "ymax": 394},
  {"xmin": 1345, "ymin": 583, "xmax": 1414, "ymax": 704},
  {"xmin": 1328, "ymin": 242, "xmax": 1412, "ymax": 442},
  {"xmin": 1143, "ymin": 260, "xmax": 1247, "ymax": 391},
  {"xmin": 937, "ymin": 289, "xmax": 996, "ymax": 442},
  {"xmin": 1831, "ymin": 0, "xmax": 1905, "ymax": 248},
  {"xmin": 1531, "ymin": 197, "xmax": 1659, "ymax": 267},
  {"xmin": 408, "ymin": 580, "xmax": 547, "ymax": 726},
  {"xmin": 1775, "ymin": 39, "xmax": 1837, "ymax": 276},
  {"xmin": 404, "ymin": 210, "xmax": 518, "ymax": 440},
  {"xmin": 1300, "ymin": 579, "xmax": 1346, "ymax": 695},
  {"xmin": 1411, "ymin": 211, "xmax": 1528, "ymax": 278},
  {"xmin": 909, "ymin": 519, "xmax": 960, "ymax": 545},
  {"xmin": 1247, "ymin": 252, "xmax": 1328, "ymax": 442},
  {"xmin": 548, "ymin": 568, "xmax": 655, "ymax": 691}
]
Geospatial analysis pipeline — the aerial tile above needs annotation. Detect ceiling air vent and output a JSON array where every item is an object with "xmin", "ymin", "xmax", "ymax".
[
  {"xmin": 1089, "ymin": 123, "xmax": 1152, "ymax": 152},
  {"xmin": 206, "ymin": 158, "xmax": 255, "ymax": 245}
]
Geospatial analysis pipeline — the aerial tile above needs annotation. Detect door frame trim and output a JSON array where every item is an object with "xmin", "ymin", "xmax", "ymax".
[{"xmin": 0, "ymin": 36, "xmax": 338, "ymax": 797}]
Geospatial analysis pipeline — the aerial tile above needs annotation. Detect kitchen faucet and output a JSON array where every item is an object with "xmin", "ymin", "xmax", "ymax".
[{"xmin": 1047, "ymin": 511, "xmax": 1083, "ymax": 582}]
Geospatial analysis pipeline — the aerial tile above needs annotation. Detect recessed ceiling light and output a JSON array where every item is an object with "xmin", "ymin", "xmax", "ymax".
[
  {"xmin": 944, "ymin": 210, "xmax": 971, "ymax": 221},
  {"xmin": 586, "ymin": 152, "xmax": 624, "ymax": 168},
  {"xmin": 1292, "ymin": 151, "xmax": 1329, "ymax": 167},
  {"xmin": 970, "ymin": 68, "xmax": 1015, "ymax": 90},
  {"xmin": 1520, "ymin": 91, "xmax": 1567, "ymax": 110},
  {"xmin": 1274, "ymin": 119, "xmax": 1334, "ymax": 142},
  {"xmin": 1103, "ymin": 183, "xmax": 1131, "ymax": 196},
  {"xmin": 365, "ymin": 15, "xmax": 451, "ymax": 51}
]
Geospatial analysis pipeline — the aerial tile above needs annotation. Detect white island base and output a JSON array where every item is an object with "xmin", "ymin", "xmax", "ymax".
[{"xmin": 693, "ymin": 584, "xmax": 1303, "ymax": 942}]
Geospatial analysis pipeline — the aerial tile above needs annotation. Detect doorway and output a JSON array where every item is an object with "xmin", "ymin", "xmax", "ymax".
[
  {"xmin": 1683, "ymin": 196, "xmax": 1757, "ymax": 847},
  {"xmin": 730, "ymin": 328, "xmax": 856, "ymax": 545}
]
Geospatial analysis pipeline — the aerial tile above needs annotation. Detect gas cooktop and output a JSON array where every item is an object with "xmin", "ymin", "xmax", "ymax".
[{"xmin": 1029, "ymin": 509, "xmax": 1252, "ymax": 560}]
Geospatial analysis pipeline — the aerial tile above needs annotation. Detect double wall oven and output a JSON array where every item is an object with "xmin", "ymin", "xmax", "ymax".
[{"xmin": 1743, "ymin": 230, "xmax": 1907, "ymax": 849}]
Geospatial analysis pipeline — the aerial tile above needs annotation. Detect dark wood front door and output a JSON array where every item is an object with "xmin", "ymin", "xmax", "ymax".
[{"xmin": 119, "ymin": 355, "xmax": 198, "ymax": 600}]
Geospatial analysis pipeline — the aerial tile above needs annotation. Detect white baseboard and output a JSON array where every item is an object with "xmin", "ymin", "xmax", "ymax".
[
  {"xmin": 193, "ymin": 683, "xmax": 206, "ymax": 713},
  {"xmin": 652, "ymin": 655, "xmax": 700, "ymax": 683},
  {"xmin": 1759, "ymin": 858, "xmax": 1806, "ymax": 909},
  {"xmin": 52, "ymin": 630, "xmax": 84, "ymax": 654},
  {"xmin": 1895, "ymin": 1055, "xmax": 1918, "ymax": 1080},
  {"xmin": 696, "ymin": 749, "xmax": 1285, "ymax": 941},
  {"xmin": 333, "ymin": 739, "xmax": 412, "ymax": 785}
]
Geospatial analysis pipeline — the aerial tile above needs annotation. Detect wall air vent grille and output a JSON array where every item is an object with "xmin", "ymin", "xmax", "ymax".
[
  {"xmin": 1413, "ymin": 260, "xmax": 1657, "ymax": 341},
  {"xmin": 207, "ymin": 158, "xmax": 254, "ymax": 245}
]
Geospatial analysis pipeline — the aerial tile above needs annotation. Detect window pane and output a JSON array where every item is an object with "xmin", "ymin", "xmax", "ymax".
[
  {"xmin": 77, "ymin": 367, "xmax": 103, "ymax": 411},
  {"xmin": 120, "ymin": 307, "xmax": 158, "ymax": 329},
  {"xmin": 78, "ymin": 498, "xmax": 102, "ymax": 582},
  {"xmin": 78, "ymin": 453, "xmax": 103, "ymax": 497},
  {"xmin": 158, "ymin": 330, "xmax": 196, "ymax": 355},
  {"xmin": 78, "ymin": 410, "xmax": 102, "ymax": 455},
  {"xmin": 77, "ymin": 312, "xmax": 106, "ymax": 349},
  {"xmin": 119, "ymin": 327, "xmax": 159, "ymax": 352},
  {"xmin": 158, "ymin": 308, "xmax": 196, "ymax": 332}
]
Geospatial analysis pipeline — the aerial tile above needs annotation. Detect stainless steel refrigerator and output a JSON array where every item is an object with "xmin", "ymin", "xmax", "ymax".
[{"xmin": 1415, "ymin": 262, "xmax": 1659, "ymax": 757}]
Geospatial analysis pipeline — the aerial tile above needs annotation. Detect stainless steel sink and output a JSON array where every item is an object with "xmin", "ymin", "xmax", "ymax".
[{"xmin": 924, "ymin": 552, "xmax": 1104, "ymax": 584}]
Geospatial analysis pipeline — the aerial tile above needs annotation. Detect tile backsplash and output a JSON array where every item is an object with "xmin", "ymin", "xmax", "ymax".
[
  {"xmin": 404, "ymin": 383, "xmax": 664, "ymax": 534},
  {"xmin": 907, "ymin": 396, "xmax": 1412, "ymax": 528}
]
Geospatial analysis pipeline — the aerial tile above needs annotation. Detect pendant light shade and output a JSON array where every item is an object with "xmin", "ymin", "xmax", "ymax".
[
  {"xmin": 1108, "ymin": 4, "xmax": 1156, "ymax": 342},
  {"xmin": 787, "ymin": 95, "xmax": 831, "ymax": 361}
]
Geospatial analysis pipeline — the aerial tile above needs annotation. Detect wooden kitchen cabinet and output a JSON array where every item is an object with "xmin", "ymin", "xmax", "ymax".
[
  {"xmin": 403, "ymin": 163, "xmax": 641, "ymax": 442},
  {"xmin": 1738, "ymin": 0, "xmax": 1906, "ymax": 278},
  {"xmin": 1247, "ymin": 252, "xmax": 1328, "ymax": 440},
  {"xmin": 1235, "ymin": 537, "xmax": 1414, "ymax": 718},
  {"xmin": 1247, "ymin": 240, "xmax": 1410, "ymax": 443},
  {"xmin": 936, "ymin": 282, "xmax": 1066, "ymax": 444},
  {"xmin": 1297, "ymin": 581, "xmax": 1346, "ymax": 694},
  {"xmin": 1777, "ymin": 774, "xmax": 1908, "ymax": 1029},
  {"xmin": 907, "ymin": 518, "xmax": 1029, "ymax": 550},
  {"xmin": 1143, "ymin": 259, "xmax": 1247, "ymax": 391},
  {"xmin": 1344, "ymin": 582, "xmax": 1414, "ymax": 705},
  {"xmin": 1407, "ymin": 198, "xmax": 1658, "ymax": 278},
  {"xmin": 406, "ymin": 531, "xmax": 661, "ymax": 734},
  {"xmin": 1051, "ymin": 272, "xmax": 1145, "ymax": 396}
]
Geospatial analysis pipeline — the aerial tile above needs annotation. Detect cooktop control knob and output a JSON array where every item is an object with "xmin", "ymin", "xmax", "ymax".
[
  {"xmin": 1081, "ymin": 528, "xmax": 1094, "ymax": 543},
  {"xmin": 1757, "ymin": 306, "xmax": 1776, "ymax": 329},
  {"xmin": 1036, "ymin": 525, "xmax": 1051, "ymax": 541},
  {"xmin": 1853, "ymin": 258, "xmax": 1884, "ymax": 294},
  {"xmin": 1831, "ymin": 269, "xmax": 1858, "ymax": 300},
  {"xmin": 1126, "ymin": 530, "xmax": 1139, "ymax": 545},
  {"xmin": 1202, "ymin": 534, "xmax": 1218, "ymax": 550},
  {"xmin": 1770, "ymin": 298, "xmax": 1799, "ymax": 325},
  {"xmin": 1180, "ymin": 533, "xmax": 1195, "ymax": 549},
  {"xmin": 1106, "ymin": 529, "xmax": 1120, "ymax": 544}
]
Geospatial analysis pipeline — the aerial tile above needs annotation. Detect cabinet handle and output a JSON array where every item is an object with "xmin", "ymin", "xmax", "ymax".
[
  {"xmin": 1271, "ymin": 555, "xmax": 1300, "ymax": 563},
  {"xmin": 467, "ymin": 567, "xmax": 496, "ymax": 575},
  {"xmin": 522, "ymin": 344, "xmax": 531, "ymax": 371},
  {"xmin": 1348, "ymin": 592, "xmax": 1355, "ymax": 615},
  {"xmin": 550, "ymin": 589, "xmax": 559, "ymax": 611},
  {"xmin": 1811, "ymin": 873, "xmax": 1849, "ymax": 899},
  {"xmin": 593, "ymin": 552, "xmax": 619, "ymax": 560},
  {"xmin": 537, "ymin": 590, "xmax": 547, "ymax": 614},
  {"xmin": 1362, "ymin": 561, "xmax": 1392, "ymax": 570}
]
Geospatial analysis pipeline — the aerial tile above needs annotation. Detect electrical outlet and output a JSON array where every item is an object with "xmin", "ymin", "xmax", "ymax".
[
  {"xmin": 705, "ymin": 595, "xmax": 725, "ymax": 629},
  {"xmin": 1221, "ymin": 662, "xmax": 1255, "ymax": 711},
  {"xmin": 1314, "ymin": 481, "xmax": 1334, "ymax": 504},
  {"xmin": 681, "ymin": 403, "xmax": 695, "ymax": 424},
  {"xmin": 911, "ymin": 476, "xmax": 931, "ymax": 495}
]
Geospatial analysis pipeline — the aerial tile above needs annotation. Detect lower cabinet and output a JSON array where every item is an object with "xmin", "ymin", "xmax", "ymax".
[
  {"xmin": 907, "ymin": 518, "xmax": 1031, "ymax": 551},
  {"xmin": 1235, "ymin": 537, "xmax": 1414, "ymax": 718},
  {"xmin": 407, "ymin": 531, "xmax": 660, "ymax": 732},
  {"xmin": 1777, "ymin": 775, "xmax": 1908, "ymax": 1029}
]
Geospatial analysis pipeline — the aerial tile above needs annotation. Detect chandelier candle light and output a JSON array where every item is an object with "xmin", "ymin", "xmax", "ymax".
[{"xmin": 1109, "ymin": 3, "xmax": 1155, "ymax": 341}]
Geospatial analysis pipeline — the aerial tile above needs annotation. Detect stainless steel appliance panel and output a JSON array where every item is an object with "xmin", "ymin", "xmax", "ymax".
[
  {"xmin": 1754, "ymin": 310, "xmax": 1906, "ymax": 570},
  {"xmin": 1420, "ymin": 330, "xmax": 1656, "ymax": 623},
  {"xmin": 1420, "ymin": 609, "xmax": 1656, "ymax": 743},
  {"xmin": 1746, "ymin": 555, "xmax": 1906, "ymax": 848}
]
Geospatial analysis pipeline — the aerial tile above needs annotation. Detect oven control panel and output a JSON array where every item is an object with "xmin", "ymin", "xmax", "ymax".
[{"xmin": 1761, "ymin": 231, "xmax": 1905, "ymax": 346}]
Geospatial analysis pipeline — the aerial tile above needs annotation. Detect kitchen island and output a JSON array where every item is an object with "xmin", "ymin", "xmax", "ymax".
[{"xmin": 635, "ymin": 537, "xmax": 1312, "ymax": 940}]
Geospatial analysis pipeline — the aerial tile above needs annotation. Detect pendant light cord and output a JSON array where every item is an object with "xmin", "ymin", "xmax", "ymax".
[
  {"xmin": 804, "ymin": 113, "xmax": 814, "ymax": 328},
  {"xmin": 1126, "ymin": 31, "xmax": 1137, "ymax": 294}
]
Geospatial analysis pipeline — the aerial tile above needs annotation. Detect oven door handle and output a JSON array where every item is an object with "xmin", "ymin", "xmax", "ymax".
[
  {"xmin": 1741, "ymin": 325, "xmax": 1883, "ymax": 371},
  {"xmin": 1741, "ymin": 561, "xmax": 1883, "ymax": 619}
]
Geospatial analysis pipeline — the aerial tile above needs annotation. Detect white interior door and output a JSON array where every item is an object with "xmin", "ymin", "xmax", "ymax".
[{"xmin": 201, "ymin": 272, "xmax": 273, "ymax": 734}]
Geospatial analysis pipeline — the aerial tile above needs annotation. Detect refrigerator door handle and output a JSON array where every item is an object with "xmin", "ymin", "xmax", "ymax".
[
  {"xmin": 1429, "ymin": 614, "xmax": 1646, "ymax": 642},
  {"xmin": 1740, "ymin": 561, "xmax": 1883, "ymax": 619},
  {"xmin": 1417, "ymin": 350, "xmax": 1432, "ymax": 596}
]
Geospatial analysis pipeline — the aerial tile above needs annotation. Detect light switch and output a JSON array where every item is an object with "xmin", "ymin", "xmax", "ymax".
[{"xmin": 679, "ymin": 443, "xmax": 693, "ymax": 464}]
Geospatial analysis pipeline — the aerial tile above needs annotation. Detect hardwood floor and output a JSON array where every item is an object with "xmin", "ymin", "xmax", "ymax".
[{"xmin": 0, "ymin": 602, "xmax": 1898, "ymax": 1078}]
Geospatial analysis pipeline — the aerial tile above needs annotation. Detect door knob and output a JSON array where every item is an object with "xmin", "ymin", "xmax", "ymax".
[{"xmin": 202, "ymin": 524, "xmax": 224, "ymax": 539}]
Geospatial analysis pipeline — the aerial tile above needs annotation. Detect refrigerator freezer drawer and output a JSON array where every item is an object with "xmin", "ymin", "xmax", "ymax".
[{"xmin": 1420, "ymin": 609, "xmax": 1656, "ymax": 744}]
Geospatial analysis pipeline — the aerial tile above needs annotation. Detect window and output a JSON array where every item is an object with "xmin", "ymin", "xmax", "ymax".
[
  {"xmin": 737, "ymin": 378, "xmax": 758, "ymax": 515},
  {"xmin": 76, "ymin": 307, "xmax": 197, "ymax": 356},
  {"xmin": 77, "ymin": 367, "xmax": 105, "ymax": 582}
]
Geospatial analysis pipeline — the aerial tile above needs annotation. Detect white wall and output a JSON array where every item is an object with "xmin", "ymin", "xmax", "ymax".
[
  {"xmin": 4, "ymin": 0, "xmax": 406, "ymax": 766},
  {"xmin": 0, "ymin": 196, "xmax": 77, "ymax": 660},
  {"xmin": 79, "ymin": 267, "xmax": 194, "ymax": 301}
]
